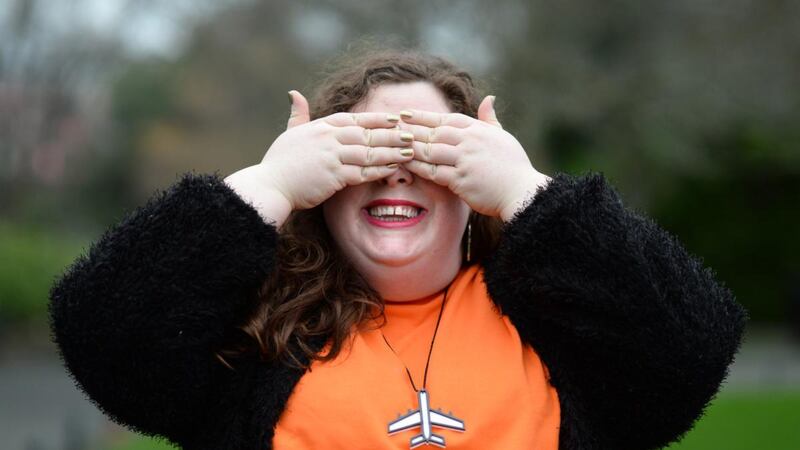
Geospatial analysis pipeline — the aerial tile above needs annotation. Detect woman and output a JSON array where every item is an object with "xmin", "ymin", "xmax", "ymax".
[{"xmin": 49, "ymin": 50, "xmax": 746, "ymax": 449}]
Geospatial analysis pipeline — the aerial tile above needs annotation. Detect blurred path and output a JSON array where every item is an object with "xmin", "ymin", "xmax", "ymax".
[
  {"xmin": 0, "ymin": 332, "xmax": 118, "ymax": 450},
  {"xmin": 724, "ymin": 326, "xmax": 800, "ymax": 391}
]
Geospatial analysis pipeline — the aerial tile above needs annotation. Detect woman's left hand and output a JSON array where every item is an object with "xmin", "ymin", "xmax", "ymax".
[{"xmin": 398, "ymin": 96, "xmax": 551, "ymax": 222}]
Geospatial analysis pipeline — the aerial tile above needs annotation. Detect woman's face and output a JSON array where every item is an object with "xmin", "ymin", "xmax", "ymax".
[{"xmin": 322, "ymin": 81, "xmax": 471, "ymax": 301}]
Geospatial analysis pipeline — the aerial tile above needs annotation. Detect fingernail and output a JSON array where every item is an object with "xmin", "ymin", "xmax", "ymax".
[
  {"xmin": 400, "ymin": 110, "xmax": 413, "ymax": 119},
  {"xmin": 489, "ymin": 95, "xmax": 496, "ymax": 107},
  {"xmin": 400, "ymin": 132, "xmax": 414, "ymax": 142},
  {"xmin": 400, "ymin": 148, "xmax": 414, "ymax": 157},
  {"xmin": 387, "ymin": 113, "xmax": 400, "ymax": 123},
  {"xmin": 288, "ymin": 91, "xmax": 294, "ymax": 105},
  {"xmin": 387, "ymin": 163, "xmax": 399, "ymax": 169}
]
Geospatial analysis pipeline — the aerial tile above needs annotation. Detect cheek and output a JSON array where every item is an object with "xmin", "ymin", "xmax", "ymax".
[
  {"xmin": 322, "ymin": 188, "xmax": 361, "ymax": 232},
  {"xmin": 431, "ymin": 198, "xmax": 470, "ymax": 235},
  {"xmin": 432, "ymin": 187, "xmax": 470, "ymax": 221}
]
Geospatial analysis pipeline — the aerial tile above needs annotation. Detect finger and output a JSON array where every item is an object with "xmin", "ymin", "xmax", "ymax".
[
  {"xmin": 402, "ymin": 124, "xmax": 463, "ymax": 145},
  {"xmin": 338, "ymin": 164, "xmax": 401, "ymax": 186},
  {"xmin": 287, "ymin": 90, "xmax": 310, "ymax": 129},
  {"xmin": 324, "ymin": 112, "xmax": 401, "ymax": 129},
  {"xmin": 338, "ymin": 145, "xmax": 414, "ymax": 166},
  {"xmin": 410, "ymin": 141, "xmax": 460, "ymax": 166},
  {"xmin": 402, "ymin": 159, "xmax": 458, "ymax": 188},
  {"xmin": 335, "ymin": 127, "xmax": 414, "ymax": 147},
  {"xmin": 478, "ymin": 95, "xmax": 502, "ymax": 129},
  {"xmin": 399, "ymin": 110, "xmax": 473, "ymax": 128}
]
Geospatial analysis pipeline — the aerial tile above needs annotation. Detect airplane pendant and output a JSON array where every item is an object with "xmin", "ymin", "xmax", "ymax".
[{"xmin": 387, "ymin": 389, "xmax": 465, "ymax": 448}]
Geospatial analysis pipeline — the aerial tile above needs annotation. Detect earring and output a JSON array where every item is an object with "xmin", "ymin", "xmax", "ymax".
[{"xmin": 466, "ymin": 219, "xmax": 472, "ymax": 263}]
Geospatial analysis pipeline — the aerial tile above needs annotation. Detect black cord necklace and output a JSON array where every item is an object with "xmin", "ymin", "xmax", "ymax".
[
  {"xmin": 380, "ymin": 284, "xmax": 448, "ymax": 392},
  {"xmin": 382, "ymin": 285, "xmax": 466, "ymax": 448}
]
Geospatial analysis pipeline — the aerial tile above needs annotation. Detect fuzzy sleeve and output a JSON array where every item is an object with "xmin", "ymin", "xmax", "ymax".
[
  {"xmin": 48, "ymin": 172, "xmax": 278, "ymax": 444},
  {"xmin": 482, "ymin": 172, "xmax": 747, "ymax": 450}
]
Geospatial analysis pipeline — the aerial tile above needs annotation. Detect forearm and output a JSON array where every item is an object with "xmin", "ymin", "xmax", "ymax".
[
  {"xmin": 49, "ymin": 172, "xmax": 278, "ymax": 439},
  {"xmin": 484, "ymin": 172, "xmax": 746, "ymax": 449},
  {"xmin": 225, "ymin": 164, "xmax": 293, "ymax": 228}
]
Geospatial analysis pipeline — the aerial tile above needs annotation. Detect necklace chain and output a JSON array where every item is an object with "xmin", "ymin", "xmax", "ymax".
[{"xmin": 380, "ymin": 285, "xmax": 449, "ymax": 392}]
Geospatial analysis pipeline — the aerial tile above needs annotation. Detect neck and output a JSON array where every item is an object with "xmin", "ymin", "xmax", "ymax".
[
  {"xmin": 384, "ymin": 289, "xmax": 445, "ymax": 306},
  {"xmin": 375, "ymin": 261, "xmax": 466, "ymax": 303}
]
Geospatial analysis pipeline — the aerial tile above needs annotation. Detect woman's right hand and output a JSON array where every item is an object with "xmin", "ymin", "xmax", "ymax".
[{"xmin": 264, "ymin": 90, "xmax": 415, "ymax": 209}]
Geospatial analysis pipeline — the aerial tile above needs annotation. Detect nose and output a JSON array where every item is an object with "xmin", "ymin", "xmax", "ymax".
[{"xmin": 381, "ymin": 163, "xmax": 414, "ymax": 186}]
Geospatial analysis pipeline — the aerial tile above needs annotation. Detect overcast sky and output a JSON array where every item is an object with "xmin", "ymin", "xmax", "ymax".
[{"xmin": 1, "ymin": 0, "xmax": 235, "ymax": 57}]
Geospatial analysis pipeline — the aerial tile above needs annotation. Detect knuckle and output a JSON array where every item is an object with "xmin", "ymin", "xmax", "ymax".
[
  {"xmin": 327, "ymin": 151, "xmax": 342, "ymax": 168},
  {"xmin": 314, "ymin": 123, "xmax": 331, "ymax": 138},
  {"xmin": 337, "ymin": 167, "xmax": 354, "ymax": 186},
  {"xmin": 331, "ymin": 172, "xmax": 347, "ymax": 190}
]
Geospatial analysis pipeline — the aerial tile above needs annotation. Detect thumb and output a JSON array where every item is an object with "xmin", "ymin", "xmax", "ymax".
[
  {"xmin": 477, "ymin": 95, "xmax": 502, "ymax": 129},
  {"xmin": 287, "ymin": 90, "xmax": 310, "ymax": 129}
]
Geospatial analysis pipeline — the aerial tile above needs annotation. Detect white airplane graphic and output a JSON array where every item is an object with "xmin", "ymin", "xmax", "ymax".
[{"xmin": 388, "ymin": 389, "xmax": 465, "ymax": 448}]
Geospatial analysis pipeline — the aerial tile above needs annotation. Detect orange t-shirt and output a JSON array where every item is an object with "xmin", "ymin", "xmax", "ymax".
[{"xmin": 272, "ymin": 264, "xmax": 560, "ymax": 449}]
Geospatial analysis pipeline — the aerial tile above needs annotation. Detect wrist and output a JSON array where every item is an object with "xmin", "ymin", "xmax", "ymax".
[
  {"xmin": 224, "ymin": 165, "xmax": 294, "ymax": 228},
  {"xmin": 499, "ymin": 170, "xmax": 552, "ymax": 223}
]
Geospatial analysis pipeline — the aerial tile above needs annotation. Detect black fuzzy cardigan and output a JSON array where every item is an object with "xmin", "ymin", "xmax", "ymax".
[{"xmin": 49, "ymin": 171, "xmax": 746, "ymax": 449}]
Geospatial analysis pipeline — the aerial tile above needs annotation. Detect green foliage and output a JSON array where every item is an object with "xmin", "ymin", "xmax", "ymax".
[
  {"xmin": 4, "ymin": 0, "xmax": 799, "ymax": 327},
  {"xmin": 0, "ymin": 221, "xmax": 89, "ymax": 326},
  {"xmin": 111, "ymin": 61, "xmax": 179, "ymax": 132},
  {"xmin": 71, "ymin": 61, "xmax": 181, "ymax": 226},
  {"xmin": 650, "ymin": 125, "xmax": 800, "ymax": 322}
]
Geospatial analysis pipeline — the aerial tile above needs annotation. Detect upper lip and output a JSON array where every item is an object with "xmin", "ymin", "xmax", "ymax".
[{"xmin": 364, "ymin": 199, "xmax": 426, "ymax": 211}]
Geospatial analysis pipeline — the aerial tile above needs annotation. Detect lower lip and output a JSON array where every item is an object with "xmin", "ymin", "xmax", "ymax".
[{"xmin": 362, "ymin": 208, "xmax": 427, "ymax": 228}]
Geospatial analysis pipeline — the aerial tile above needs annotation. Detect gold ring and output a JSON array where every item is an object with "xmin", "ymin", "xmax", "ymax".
[{"xmin": 364, "ymin": 128, "xmax": 372, "ymax": 147}]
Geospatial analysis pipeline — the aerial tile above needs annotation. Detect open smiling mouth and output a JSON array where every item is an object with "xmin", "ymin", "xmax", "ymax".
[{"xmin": 362, "ymin": 205, "xmax": 428, "ymax": 228}]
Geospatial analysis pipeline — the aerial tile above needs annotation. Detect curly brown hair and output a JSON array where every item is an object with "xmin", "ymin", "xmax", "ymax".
[{"xmin": 228, "ymin": 48, "xmax": 504, "ymax": 369}]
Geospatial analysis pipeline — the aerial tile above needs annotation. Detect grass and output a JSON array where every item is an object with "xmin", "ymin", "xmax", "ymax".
[
  {"xmin": 107, "ymin": 390, "xmax": 800, "ymax": 449},
  {"xmin": 107, "ymin": 436, "xmax": 177, "ymax": 450},
  {"xmin": 667, "ymin": 390, "xmax": 800, "ymax": 449}
]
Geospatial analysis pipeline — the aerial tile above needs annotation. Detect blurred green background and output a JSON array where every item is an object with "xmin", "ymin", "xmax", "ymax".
[{"xmin": 1, "ymin": 0, "xmax": 798, "ymax": 448}]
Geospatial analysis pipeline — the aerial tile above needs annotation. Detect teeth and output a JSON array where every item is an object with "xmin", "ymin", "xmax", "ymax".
[{"xmin": 368, "ymin": 205, "xmax": 421, "ymax": 219}]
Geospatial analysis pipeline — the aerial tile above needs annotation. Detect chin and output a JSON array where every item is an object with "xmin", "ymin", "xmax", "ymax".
[
  {"xmin": 361, "ymin": 247, "xmax": 423, "ymax": 268},
  {"xmin": 369, "ymin": 255, "xmax": 419, "ymax": 268}
]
